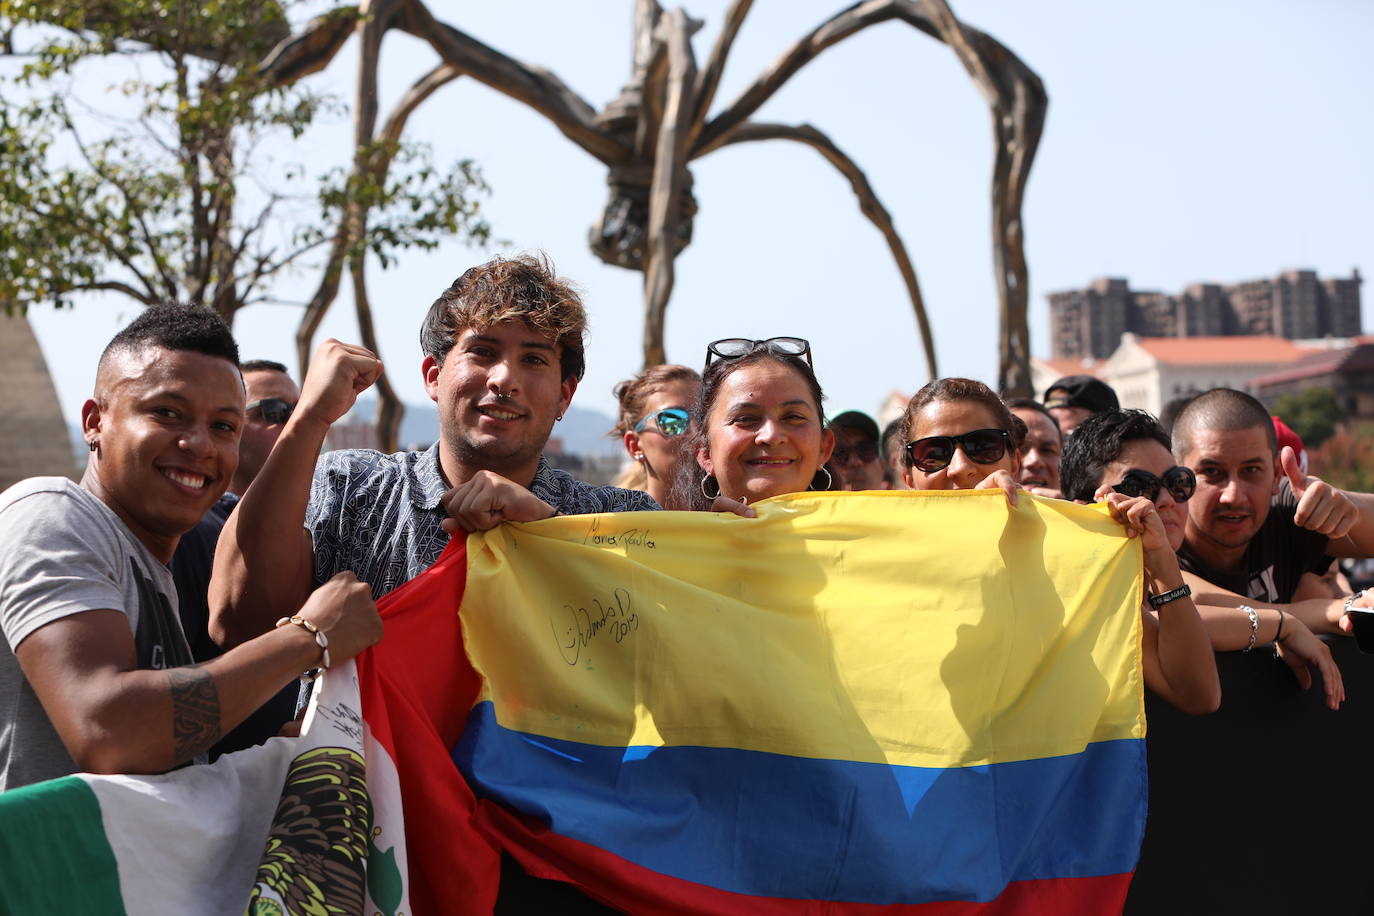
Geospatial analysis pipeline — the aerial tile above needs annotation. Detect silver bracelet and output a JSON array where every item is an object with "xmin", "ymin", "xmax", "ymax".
[{"xmin": 1239, "ymin": 605, "xmax": 1258, "ymax": 652}]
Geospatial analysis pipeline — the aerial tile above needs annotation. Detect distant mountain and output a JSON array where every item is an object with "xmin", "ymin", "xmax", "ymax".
[{"xmin": 346, "ymin": 396, "xmax": 621, "ymax": 457}]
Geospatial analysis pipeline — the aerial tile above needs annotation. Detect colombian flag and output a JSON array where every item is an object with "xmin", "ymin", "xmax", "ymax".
[{"xmin": 363, "ymin": 489, "xmax": 1147, "ymax": 914}]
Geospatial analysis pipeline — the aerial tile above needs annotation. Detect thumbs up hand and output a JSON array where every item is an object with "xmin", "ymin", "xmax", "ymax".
[{"xmin": 1283, "ymin": 445, "xmax": 1356, "ymax": 538}]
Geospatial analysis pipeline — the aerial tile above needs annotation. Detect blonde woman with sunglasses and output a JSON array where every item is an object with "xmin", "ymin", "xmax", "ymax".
[{"xmin": 610, "ymin": 365, "xmax": 701, "ymax": 510}]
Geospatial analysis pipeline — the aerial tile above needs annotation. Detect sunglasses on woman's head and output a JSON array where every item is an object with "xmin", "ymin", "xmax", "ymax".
[
  {"xmin": 905, "ymin": 429, "xmax": 1010, "ymax": 473},
  {"xmin": 1112, "ymin": 466, "xmax": 1196, "ymax": 504},
  {"xmin": 246, "ymin": 397, "xmax": 295, "ymax": 425},
  {"xmin": 633, "ymin": 407, "xmax": 691, "ymax": 437},
  {"xmin": 704, "ymin": 337, "xmax": 813, "ymax": 370}
]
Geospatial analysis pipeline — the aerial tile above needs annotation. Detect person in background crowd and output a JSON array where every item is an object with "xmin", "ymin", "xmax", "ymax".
[
  {"xmin": 1172, "ymin": 389, "xmax": 1374, "ymax": 626},
  {"xmin": 1061, "ymin": 409, "xmax": 1339, "ymax": 709},
  {"xmin": 1158, "ymin": 395, "xmax": 1195, "ymax": 436},
  {"xmin": 881, "ymin": 417, "xmax": 910, "ymax": 490},
  {"xmin": 1006, "ymin": 397, "xmax": 1062, "ymax": 498},
  {"xmin": 688, "ymin": 337, "xmax": 833, "ymax": 508},
  {"xmin": 170, "ymin": 359, "xmax": 301, "ymax": 756},
  {"xmin": 609, "ymin": 365, "xmax": 701, "ymax": 510},
  {"xmin": 0, "ymin": 304, "xmax": 380, "ymax": 791},
  {"xmin": 1270, "ymin": 415, "xmax": 1354, "ymax": 600},
  {"xmin": 901, "ymin": 379, "xmax": 1219, "ymax": 714},
  {"xmin": 1043, "ymin": 375, "xmax": 1119, "ymax": 436},
  {"xmin": 826, "ymin": 410, "xmax": 888, "ymax": 492}
]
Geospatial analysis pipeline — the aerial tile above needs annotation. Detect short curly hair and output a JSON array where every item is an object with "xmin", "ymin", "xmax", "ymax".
[
  {"xmin": 1059, "ymin": 409, "xmax": 1172, "ymax": 502},
  {"xmin": 98, "ymin": 302, "xmax": 240, "ymax": 373},
  {"xmin": 419, "ymin": 253, "xmax": 587, "ymax": 381}
]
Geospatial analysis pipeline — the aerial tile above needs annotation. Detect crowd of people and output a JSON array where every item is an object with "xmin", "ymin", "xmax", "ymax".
[{"xmin": 3, "ymin": 252, "xmax": 1373, "ymax": 909}]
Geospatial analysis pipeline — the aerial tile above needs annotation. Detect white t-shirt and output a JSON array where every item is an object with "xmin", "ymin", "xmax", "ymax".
[{"xmin": 0, "ymin": 477, "xmax": 194, "ymax": 790}]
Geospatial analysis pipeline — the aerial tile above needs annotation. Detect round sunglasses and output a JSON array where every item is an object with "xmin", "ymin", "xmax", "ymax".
[
  {"xmin": 905, "ymin": 428, "xmax": 1010, "ymax": 473},
  {"xmin": 1112, "ymin": 466, "xmax": 1196, "ymax": 504},
  {"xmin": 633, "ymin": 407, "xmax": 691, "ymax": 437}
]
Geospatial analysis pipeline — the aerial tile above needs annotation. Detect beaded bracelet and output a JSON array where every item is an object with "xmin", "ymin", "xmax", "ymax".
[
  {"xmin": 275, "ymin": 615, "xmax": 330, "ymax": 681},
  {"xmin": 1238, "ymin": 605, "xmax": 1258, "ymax": 652}
]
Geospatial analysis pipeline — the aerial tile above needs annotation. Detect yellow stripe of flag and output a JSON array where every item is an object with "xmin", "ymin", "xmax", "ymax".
[{"xmin": 461, "ymin": 490, "xmax": 1144, "ymax": 770}]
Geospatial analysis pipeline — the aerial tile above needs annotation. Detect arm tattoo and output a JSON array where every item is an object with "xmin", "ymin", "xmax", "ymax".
[{"xmin": 167, "ymin": 666, "xmax": 221, "ymax": 763}]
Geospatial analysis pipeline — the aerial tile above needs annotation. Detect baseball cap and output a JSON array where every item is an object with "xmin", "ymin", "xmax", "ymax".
[
  {"xmin": 1272, "ymin": 416, "xmax": 1308, "ymax": 474},
  {"xmin": 1043, "ymin": 376, "xmax": 1119, "ymax": 414},
  {"xmin": 829, "ymin": 410, "xmax": 880, "ymax": 442}
]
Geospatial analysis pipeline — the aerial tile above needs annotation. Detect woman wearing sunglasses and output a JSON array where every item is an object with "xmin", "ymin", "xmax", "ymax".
[
  {"xmin": 902, "ymin": 383, "xmax": 1220, "ymax": 714},
  {"xmin": 1062, "ymin": 409, "xmax": 1342, "ymax": 710},
  {"xmin": 686, "ymin": 337, "xmax": 833, "ymax": 509},
  {"xmin": 898, "ymin": 377, "xmax": 1025, "ymax": 499},
  {"xmin": 610, "ymin": 365, "xmax": 701, "ymax": 510}
]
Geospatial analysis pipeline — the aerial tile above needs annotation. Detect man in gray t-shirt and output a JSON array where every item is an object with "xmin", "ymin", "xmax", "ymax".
[
  {"xmin": 0, "ymin": 479, "xmax": 196, "ymax": 789},
  {"xmin": 0, "ymin": 304, "xmax": 382, "ymax": 792}
]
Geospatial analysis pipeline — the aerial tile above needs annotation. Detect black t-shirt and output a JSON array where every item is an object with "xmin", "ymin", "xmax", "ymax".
[{"xmin": 1176, "ymin": 480, "xmax": 1330, "ymax": 603}]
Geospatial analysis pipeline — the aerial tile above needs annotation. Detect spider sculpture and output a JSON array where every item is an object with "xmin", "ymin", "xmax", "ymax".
[{"xmin": 264, "ymin": 0, "xmax": 1047, "ymax": 432}]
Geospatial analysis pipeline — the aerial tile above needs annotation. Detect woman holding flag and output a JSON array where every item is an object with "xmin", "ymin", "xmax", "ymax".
[{"xmin": 898, "ymin": 377, "xmax": 1220, "ymax": 714}]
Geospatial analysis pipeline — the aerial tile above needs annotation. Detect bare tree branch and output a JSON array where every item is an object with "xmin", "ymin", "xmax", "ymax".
[
  {"xmin": 350, "ymin": 255, "xmax": 404, "ymax": 452},
  {"xmin": 62, "ymin": 113, "xmax": 180, "ymax": 301},
  {"xmin": 714, "ymin": 120, "xmax": 938, "ymax": 380},
  {"xmin": 62, "ymin": 280, "xmax": 159, "ymax": 305}
]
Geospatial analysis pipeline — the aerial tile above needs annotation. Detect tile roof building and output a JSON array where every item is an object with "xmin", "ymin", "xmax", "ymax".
[
  {"xmin": 1032, "ymin": 335, "xmax": 1324, "ymax": 419},
  {"xmin": 1251, "ymin": 339, "xmax": 1374, "ymax": 420}
]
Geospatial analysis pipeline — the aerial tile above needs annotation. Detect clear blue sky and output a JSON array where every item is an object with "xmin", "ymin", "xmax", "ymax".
[{"xmin": 25, "ymin": 0, "xmax": 1374, "ymax": 433}]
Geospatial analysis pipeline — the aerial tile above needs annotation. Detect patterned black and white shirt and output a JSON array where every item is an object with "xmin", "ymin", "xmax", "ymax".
[{"xmin": 306, "ymin": 443, "xmax": 659, "ymax": 599}]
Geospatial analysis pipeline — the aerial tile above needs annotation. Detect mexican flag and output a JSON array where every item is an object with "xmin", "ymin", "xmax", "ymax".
[{"xmin": 0, "ymin": 658, "xmax": 411, "ymax": 916}]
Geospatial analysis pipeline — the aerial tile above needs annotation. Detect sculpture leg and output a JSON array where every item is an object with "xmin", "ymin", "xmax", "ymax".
[{"xmin": 640, "ymin": 9, "xmax": 698, "ymax": 369}]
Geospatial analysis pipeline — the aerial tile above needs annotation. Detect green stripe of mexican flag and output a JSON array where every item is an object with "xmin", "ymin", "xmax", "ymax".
[
  {"xmin": 0, "ymin": 775, "xmax": 124, "ymax": 914},
  {"xmin": 0, "ymin": 661, "xmax": 408, "ymax": 916}
]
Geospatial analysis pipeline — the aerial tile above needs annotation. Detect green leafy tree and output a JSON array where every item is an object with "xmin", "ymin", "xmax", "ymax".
[
  {"xmin": 1272, "ymin": 387, "xmax": 1345, "ymax": 450},
  {"xmin": 0, "ymin": 1, "xmax": 491, "ymax": 448}
]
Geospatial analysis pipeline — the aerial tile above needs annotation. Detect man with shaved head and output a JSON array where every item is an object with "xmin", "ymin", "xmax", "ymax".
[
  {"xmin": 1172, "ymin": 388, "xmax": 1374, "ymax": 617},
  {"xmin": 0, "ymin": 304, "xmax": 381, "ymax": 790}
]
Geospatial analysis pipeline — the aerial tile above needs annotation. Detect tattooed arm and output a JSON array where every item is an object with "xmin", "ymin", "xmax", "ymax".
[{"xmin": 14, "ymin": 573, "xmax": 380, "ymax": 775}]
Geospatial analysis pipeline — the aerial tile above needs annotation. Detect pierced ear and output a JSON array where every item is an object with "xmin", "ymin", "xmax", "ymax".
[
  {"xmin": 696, "ymin": 445, "xmax": 714, "ymax": 476},
  {"xmin": 559, "ymin": 374, "xmax": 579, "ymax": 417},
  {"xmin": 817, "ymin": 427, "xmax": 836, "ymax": 466},
  {"xmin": 80, "ymin": 398, "xmax": 102, "ymax": 443},
  {"xmin": 623, "ymin": 430, "xmax": 641, "ymax": 461},
  {"xmin": 421, "ymin": 355, "xmax": 441, "ymax": 402}
]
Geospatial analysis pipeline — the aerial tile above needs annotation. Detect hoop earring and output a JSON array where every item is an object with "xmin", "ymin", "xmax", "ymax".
[
  {"xmin": 810, "ymin": 466, "xmax": 833, "ymax": 491},
  {"xmin": 700, "ymin": 473, "xmax": 721, "ymax": 500},
  {"xmin": 87, "ymin": 439, "xmax": 98, "ymax": 452}
]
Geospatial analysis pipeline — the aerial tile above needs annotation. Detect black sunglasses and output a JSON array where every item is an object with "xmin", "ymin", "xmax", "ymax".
[
  {"xmin": 245, "ymin": 397, "xmax": 295, "ymax": 425},
  {"xmin": 831, "ymin": 441, "xmax": 879, "ymax": 464},
  {"xmin": 633, "ymin": 407, "xmax": 691, "ymax": 437},
  {"xmin": 1112, "ymin": 466, "xmax": 1196, "ymax": 504},
  {"xmin": 905, "ymin": 429, "xmax": 1011, "ymax": 473},
  {"xmin": 704, "ymin": 337, "xmax": 813, "ymax": 370}
]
